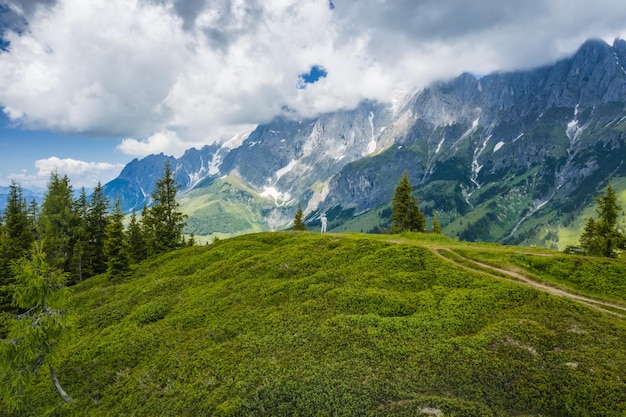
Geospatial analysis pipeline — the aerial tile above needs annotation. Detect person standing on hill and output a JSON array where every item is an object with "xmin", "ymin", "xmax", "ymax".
[{"xmin": 321, "ymin": 215, "xmax": 328, "ymax": 233}]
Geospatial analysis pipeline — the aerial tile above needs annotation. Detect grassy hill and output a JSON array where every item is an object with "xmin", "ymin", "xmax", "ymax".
[{"xmin": 7, "ymin": 232, "xmax": 626, "ymax": 416}]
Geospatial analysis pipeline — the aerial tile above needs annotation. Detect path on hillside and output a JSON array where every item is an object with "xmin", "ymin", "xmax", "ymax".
[{"xmin": 403, "ymin": 242, "xmax": 626, "ymax": 318}]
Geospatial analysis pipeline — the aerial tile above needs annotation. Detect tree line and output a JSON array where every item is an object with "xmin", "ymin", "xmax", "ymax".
[{"xmin": 0, "ymin": 161, "xmax": 187, "ymax": 408}]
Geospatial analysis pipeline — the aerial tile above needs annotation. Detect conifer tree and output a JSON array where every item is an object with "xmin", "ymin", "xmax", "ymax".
[
  {"xmin": 70, "ymin": 188, "xmax": 89, "ymax": 282},
  {"xmin": 0, "ymin": 181, "xmax": 35, "ymax": 315},
  {"xmin": 39, "ymin": 172, "xmax": 77, "ymax": 272},
  {"xmin": 391, "ymin": 171, "xmax": 425, "ymax": 233},
  {"xmin": 105, "ymin": 201, "xmax": 130, "ymax": 279},
  {"xmin": 126, "ymin": 209, "xmax": 147, "ymax": 263},
  {"xmin": 142, "ymin": 162, "xmax": 187, "ymax": 254},
  {"xmin": 292, "ymin": 204, "xmax": 306, "ymax": 231},
  {"xmin": 431, "ymin": 211, "xmax": 442, "ymax": 234},
  {"xmin": 579, "ymin": 183, "xmax": 625, "ymax": 257},
  {"xmin": 0, "ymin": 242, "xmax": 73, "ymax": 409},
  {"xmin": 86, "ymin": 182, "xmax": 110, "ymax": 275}
]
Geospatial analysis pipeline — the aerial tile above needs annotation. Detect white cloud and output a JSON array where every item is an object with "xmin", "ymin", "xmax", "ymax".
[
  {"xmin": 1, "ymin": 0, "xmax": 626, "ymax": 150},
  {"xmin": 117, "ymin": 130, "xmax": 209, "ymax": 158},
  {"xmin": 9, "ymin": 157, "xmax": 124, "ymax": 189}
]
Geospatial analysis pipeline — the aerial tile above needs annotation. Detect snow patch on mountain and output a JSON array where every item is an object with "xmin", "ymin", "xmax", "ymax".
[
  {"xmin": 260, "ymin": 186, "xmax": 291, "ymax": 206},
  {"xmin": 366, "ymin": 111, "xmax": 376, "ymax": 155},
  {"xmin": 435, "ymin": 136, "xmax": 445, "ymax": 154},
  {"xmin": 275, "ymin": 159, "xmax": 298, "ymax": 181},
  {"xmin": 208, "ymin": 150, "xmax": 223, "ymax": 176},
  {"xmin": 471, "ymin": 134, "xmax": 491, "ymax": 188}
]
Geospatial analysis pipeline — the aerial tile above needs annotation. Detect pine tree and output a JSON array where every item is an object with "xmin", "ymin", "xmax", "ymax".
[
  {"xmin": 579, "ymin": 183, "xmax": 625, "ymax": 257},
  {"xmin": 105, "ymin": 201, "xmax": 130, "ymax": 279},
  {"xmin": 391, "ymin": 171, "xmax": 425, "ymax": 233},
  {"xmin": 431, "ymin": 211, "xmax": 442, "ymax": 234},
  {"xmin": 0, "ymin": 242, "xmax": 73, "ymax": 410},
  {"xmin": 292, "ymin": 204, "xmax": 306, "ymax": 231},
  {"xmin": 0, "ymin": 181, "xmax": 35, "ymax": 315},
  {"xmin": 70, "ymin": 187, "xmax": 89, "ymax": 282},
  {"xmin": 143, "ymin": 162, "xmax": 187, "ymax": 254},
  {"xmin": 126, "ymin": 209, "xmax": 147, "ymax": 263},
  {"xmin": 39, "ymin": 172, "xmax": 77, "ymax": 272},
  {"xmin": 86, "ymin": 182, "xmax": 110, "ymax": 275}
]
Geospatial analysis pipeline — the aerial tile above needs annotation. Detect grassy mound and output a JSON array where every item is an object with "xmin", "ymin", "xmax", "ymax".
[{"xmin": 9, "ymin": 232, "xmax": 626, "ymax": 416}]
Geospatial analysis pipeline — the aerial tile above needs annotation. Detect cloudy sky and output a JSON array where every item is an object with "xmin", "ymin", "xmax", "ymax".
[{"xmin": 1, "ymin": 0, "xmax": 626, "ymax": 190}]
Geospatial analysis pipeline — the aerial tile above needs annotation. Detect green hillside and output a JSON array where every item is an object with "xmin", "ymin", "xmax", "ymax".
[{"xmin": 7, "ymin": 232, "xmax": 626, "ymax": 416}]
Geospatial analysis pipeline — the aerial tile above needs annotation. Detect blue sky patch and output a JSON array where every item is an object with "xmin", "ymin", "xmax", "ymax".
[{"xmin": 297, "ymin": 65, "xmax": 328, "ymax": 89}]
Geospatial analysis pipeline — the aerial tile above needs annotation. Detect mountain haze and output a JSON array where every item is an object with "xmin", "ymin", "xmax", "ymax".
[{"xmin": 102, "ymin": 38, "xmax": 626, "ymax": 247}]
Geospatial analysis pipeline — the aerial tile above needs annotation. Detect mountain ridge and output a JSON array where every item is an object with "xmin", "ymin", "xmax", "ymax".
[{"xmin": 102, "ymin": 38, "xmax": 626, "ymax": 247}]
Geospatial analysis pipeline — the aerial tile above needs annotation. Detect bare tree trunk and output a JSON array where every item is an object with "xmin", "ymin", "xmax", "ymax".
[{"xmin": 49, "ymin": 363, "xmax": 73, "ymax": 403}]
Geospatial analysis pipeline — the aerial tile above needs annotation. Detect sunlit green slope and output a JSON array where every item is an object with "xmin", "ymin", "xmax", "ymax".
[{"xmin": 11, "ymin": 233, "xmax": 626, "ymax": 416}]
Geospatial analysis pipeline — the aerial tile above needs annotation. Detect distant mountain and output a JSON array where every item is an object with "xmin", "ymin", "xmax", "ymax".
[
  {"xmin": 101, "ymin": 144, "xmax": 222, "ymax": 212},
  {"xmin": 0, "ymin": 186, "xmax": 45, "ymax": 214},
  {"xmin": 102, "ymin": 38, "xmax": 626, "ymax": 247}
]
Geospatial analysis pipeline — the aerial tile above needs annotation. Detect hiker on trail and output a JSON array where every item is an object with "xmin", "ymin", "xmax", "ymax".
[{"xmin": 321, "ymin": 215, "xmax": 328, "ymax": 233}]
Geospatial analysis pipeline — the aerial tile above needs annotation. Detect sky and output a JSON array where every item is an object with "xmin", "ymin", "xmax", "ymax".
[{"xmin": 1, "ymin": 0, "xmax": 626, "ymax": 191}]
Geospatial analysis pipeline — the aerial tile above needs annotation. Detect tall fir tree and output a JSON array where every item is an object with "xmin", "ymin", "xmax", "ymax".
[
  {"xmin": 86, "ymin": 182, "xmax": 110, "ymax": 275},
  {"xmin": 105, "ymin": 201, "xmax": 131, "ymax": 279},
  {"xmin": 580, "ymin": 183, "xmax": 625, "ymax": 257},
  {"xmin": 143, "ymin": 162, "xmax": 187, "ymax": 255},
  {"xmin": 0, "ymin": 181, "xmax": 36, "ymax": 338},
  {"xmin": 391, "ymin": 171, "xmax": 425, "ymax": 233},
  {"xmin": 126, "ymin": 209, "xmax": 147, "ymax": 263},
  {"xmin": 292, "ymin": 204, "xmax": 306, "ymax": 231},
  {"xmin": 0, "ymin": 242, "xmax": 73, "ymax": 409},
  {"xmin": 39, "ymin": 172, "xmax": 77, "ymax": 272},
  {"xmin": 431, "ymin": 211, "xmax": 442, "ymax": 234},
  {"xmin": 70, "ymin": 188, "xmax": 90, "ymax": 282}
]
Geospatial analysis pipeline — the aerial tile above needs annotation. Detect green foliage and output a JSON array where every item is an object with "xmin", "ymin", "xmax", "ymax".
[
  {"xmin": 391, "ymin": 171, "xmax": 425, "ymax": 233},
  {"xmin": 1, "ymin": 242, "xmax": 72, "ymax": 410},
  {"xmin": 6, "ymin": 233, "xmax": 626, "ymax": 416},
  {"xmin": 40, "ymin": 172, "xmax": 78, "ymax": 272},
  {"xmin": 105, "ymin": 201, "xmax": 130, "ymax": 280},
  {"xmin": 70, "ymin": 188, "xmax": 90, "ymax": 282},
  {"xmin": 292, "ymin": 203, "xmax": 306, "ymax": 231},
  {"xmin": 431, "ymin": 211, "xmax": 442, "ymax": 234},
  {"xmin": 0, "ymin": 181, "xmax": 35, "ymax": 316},
  {"xmin": 86, "ymin": 183, "xmax": 110, "ymax": 276},
  {"xmin": 579, "ymin": 183, "xmax": 626, "ymax": 257},
  {"xmin": 142, "ymin": 162, "xmax": 188, "ymax": 254},
  {"xmin": 126, "ymin": 209, "xmax": 147, "ymax": 263}
]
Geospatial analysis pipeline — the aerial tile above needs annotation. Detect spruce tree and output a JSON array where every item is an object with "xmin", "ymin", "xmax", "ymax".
[
  {"xmin": 105, "ymin": 201, "xmax": 130, "ymax": 279},
  {"xmin": 292, "ymin": 204, "xmax": 306, "ymax": 231},
  {"xmin": 0, "ymin": 181, "xmax": 35, "ymax": 315},
  {"xmin": 391, "ymin": 171, "xmax": 425, "ymax": 233},
  {"xmin": 86, "ymin": 182, "xmax": 110, "ymax": 275},
  {"xmin": 0, "ymin": 242, "xmax": 73, "ymax": 409},
  {"xmin": 70, "ymin": 188, "xmax": 89, "ymax": 282},
  {"xmin": 39, "ymin": 172, "xmax": 77, "ymax": 272},
  {"xmin": 126, "ymin": 209, "xmax": 147, "ymax": 263},
  {"xmin": 431, "ymin": 211, "xmax": 442, "ymax": 234},
  {"xmin": 143, "ymin": 162, "xmax": 187, "ymax": 254},
  {"xmin": 579, "ymin": 183, "xmax": 625, "ymax": 257}
]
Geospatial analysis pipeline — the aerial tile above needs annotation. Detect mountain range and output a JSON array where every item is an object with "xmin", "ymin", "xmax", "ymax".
[{"xmin": 101, "ymin": 38, "xmax": 626, "ymax": 248}]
